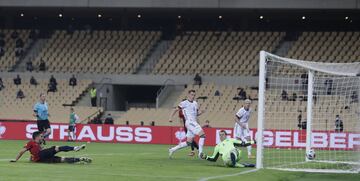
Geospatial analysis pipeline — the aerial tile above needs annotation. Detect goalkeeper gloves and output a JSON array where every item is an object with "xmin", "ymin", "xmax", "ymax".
[{"xmin": 199, "ymin": 152, "xmax": 207, "ymax": 160}]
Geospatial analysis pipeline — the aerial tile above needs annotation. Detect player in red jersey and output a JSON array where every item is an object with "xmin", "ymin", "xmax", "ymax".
[
  {"xmin": 10, "ymin": 131, "xmax": 91, "ymax": 163},
  {"xmin": 178, "ymin": 104, "xmax": 199, "ymax": 156}
]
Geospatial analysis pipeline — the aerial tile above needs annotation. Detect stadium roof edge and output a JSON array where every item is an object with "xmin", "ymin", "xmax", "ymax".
[{"xmin": 0, "ymin": 0, "xmax": 359, "ymax": 9}]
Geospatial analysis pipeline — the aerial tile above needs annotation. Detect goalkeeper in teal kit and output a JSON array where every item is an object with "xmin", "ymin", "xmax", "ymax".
[{"xmin": 200, "ymin": 130, "xmax": 256, "ymax": 167}]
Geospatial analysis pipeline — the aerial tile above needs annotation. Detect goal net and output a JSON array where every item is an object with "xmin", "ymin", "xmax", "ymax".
[{"xmin": 256, "ymin": 51, "xmax": 360, "ymax": 173}]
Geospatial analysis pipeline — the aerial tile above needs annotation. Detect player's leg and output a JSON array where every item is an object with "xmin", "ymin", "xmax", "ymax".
[
  {"xmin": 53, "ymin": 144, "xmax": 86, "ymax": 153},
  {"xmin": 67, "ymin": 130, "xmax": 72, "ymax": 141},
  {"xmin": 233, "ymin": 123, "xmax": 242, "ymax": 140},
  {"xmin": 42, "ymin": 120, "xmax": 51, "ymax": 139},
  {"xmin": 62, "ymin": 157, "xmax": 92, "ymax": 163},
  {"xmin": 187, "ymin": 121, "xmax": 205, "ymax": 157},
  {"xmin": 197, "ymin": 130, "xmax": 206, "ymax": 157},
  {"xmin": 243, "ymin": 124, "xmax": 254, "ymax": 158},
  {"xmin": 169, "ymin": 129, "xmax": 194, "ymax": 158}
]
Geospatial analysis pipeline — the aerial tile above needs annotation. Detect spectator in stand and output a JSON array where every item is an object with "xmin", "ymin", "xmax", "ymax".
[
  {"xmin": 194, "ymin": 73, "xmax": 202, "ymax": 86},
  {"xmin": 16, "ymin": 89, "xmax": 25, "ymax": 99},
  {"xmin": 30, "ymin": 76, "xmax": 38, "ymax": 86},
  {"xmin": 90, "ymin": 87, "xmax": 97, "ymax": 107},
  {"xmin": 69, "ymin": 75, "xmax": 77, "ymax": 87},
  {"xmin": 233, "ymin": 88, "xmax": 247, "ymax": 101},
  {"xmin": 47, "ymin": 82, "xmax": 57, "ymax": 93},
  {"xmin": 325, "ymin": 79, "xmax": 333, "ymax": 95},
  {"xmin": 351, "ymin": 91, "xmax": 358, "ymax": 103},
  {"xmin": 0, "ymin": 47, "xmax": 4, "ymax": 57},
  {"xmin": 202, "ymin": 120, "xmax": 211, "ymax": 128},
  {"xmin": 104, "ymin": 113, "xmax": 114, "ymax": 125},
  {"xmin": 39, "ymin": 59, "xmax": 46, "ymax": 71},
  {"xmin": 47, "ymin": 76, "xmax": 58, "ymax": 93},
  {"xmin": 297, "ymin": 110, "xmax": 302, "ymax": 129},
  {"xmin": 16, "ymin": 38, "xmax": 24, "ymax": 48},
  {"xmin": 214, "ymin": 90, "xmax": 221, "ymax": 96},
  {"xmin": 281, "ymin": 90, "xmax": 288, "ymax": 101},
  {"xmin": 0, "ymin": 77, "xmax": 5, "ymax": 91},
  {"xmin": 26, "ymin": 60, "xmax": 34, "ymax": 72},
  {"xmin": 335, "ymin": 115, "xmax": 343, "ymax": 132},
  {"xmin": 292, "ymin": 93, "xmax": 297, "ymax": 101},
  {"xmin": 300, "ymin": 73, "xmax": 308, "ymax": 91},
  {"xmin": 14, "ymin": 74, "xmax": 21, "ymax": 86},
  {"xmin": 0, "ymin": 38, "xmax": 5, "ymax": 47},
  {"xmin": 238, "ymin": 88, "xmax": 247, "ymax": 100},
  {"xmin": 11, "ymin": 31, "xmax": 19, "ymax": 39},
  {"xmin": 29, "ymin": 29, "xmax": 38, "ymax": 39},
  {"xmin": 15, "ymin": 47, "xmax": 23, "ymax": 57},
  {"xmin": 50, "ymin": 75, "xmax": 57, "ymax": 86}
]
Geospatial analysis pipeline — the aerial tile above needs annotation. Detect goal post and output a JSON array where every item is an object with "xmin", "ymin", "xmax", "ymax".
[{"xmin": 256, "ymin": 51, "xmax": 360, "ymax": 173}]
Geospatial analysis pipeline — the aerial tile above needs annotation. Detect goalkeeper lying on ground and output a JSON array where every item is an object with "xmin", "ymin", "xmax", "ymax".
[{"xmin": 200, "ymin": 130, "xmax": 255, "ymax": 168}]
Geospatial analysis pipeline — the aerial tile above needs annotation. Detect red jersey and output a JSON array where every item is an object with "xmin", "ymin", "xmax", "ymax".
[
  {"xmin": 24, "ymin": 141, "xmax": 42, "ymax": 162},
  {"xmin": 178, "ymin": 108, "xmax": 185, "ymax": 119}
]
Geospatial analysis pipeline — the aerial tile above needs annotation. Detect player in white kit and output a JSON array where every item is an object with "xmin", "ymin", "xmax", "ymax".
[
  {"xmin": 168, "ymin": 90, "xmax": 206, "ymax": 158},
  {"xmin": 234, "ymin": 99, "xmax": 255, "ymax": 159}
]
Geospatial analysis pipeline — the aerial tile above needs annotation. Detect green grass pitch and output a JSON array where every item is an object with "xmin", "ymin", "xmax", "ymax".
[{"xmin": 0, "ymin": 140, "xmax": 359, "ymax": 181}]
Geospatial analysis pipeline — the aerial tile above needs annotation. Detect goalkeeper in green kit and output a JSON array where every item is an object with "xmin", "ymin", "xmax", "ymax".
[{"xmin": 200, "ymin": 130, "xmax": 256, "ymax": 168}]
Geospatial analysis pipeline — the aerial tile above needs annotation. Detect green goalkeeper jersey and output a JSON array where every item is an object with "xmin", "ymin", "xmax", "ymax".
[{"xmin": 206, "ymin": 138, "xmax": 243, "ymax": 160}]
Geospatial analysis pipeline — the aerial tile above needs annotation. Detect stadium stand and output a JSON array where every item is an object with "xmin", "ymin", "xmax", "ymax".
[
  {"xmin": 32, "ymin": 30, "xmax": 161, "ymax": 74},
  {"xmin": 0, "ymin": 29, "xmax": 31, "ymax": 71},
  {"xmin": 118, "ymin": 82, "xmax": 259, "ymax": 128},
  {"xmin": 287, "ymin": 31, "xmax": 360, "ymax": 62},
  {"xmin": 152, "ymin": 31, "xmax": 285, "ymax": 76},
  {"xmin": 119, "ymin": 82, "xmax": 358, "ymax": 131},
  {"xmin": 0, "ymin": 78, "xmax": 101, "ymax": 122}
]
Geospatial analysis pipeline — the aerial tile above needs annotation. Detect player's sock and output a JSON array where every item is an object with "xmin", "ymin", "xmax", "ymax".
[
  {"xmin": 59, "ymin": 146, "xmax": 75, "ymax": 152},
  {"xmin": 71, "ymin": 132, "xmax": 75, "ymax": 140},
  {"xmin": 170, "ymin": 142, "xmax": 188, "ymax": 152},
  {"xmin": 247, "ymin": 145, "xmax": 252, "ymax": 156},
  {"xmin": 230, "ymin": 153, "xmax": 237, "ymax": 167},
  {"xmin": 43, "ymin": 132, "xmax": 51, "ymax": 139},
  {"xmin": 235, "ymin": 163, "xmax": 245, "ymax": 168},
  {"xmin": 64, "ymin": 157, "xmax": 80, "ymax": 163},
  {"xmin": 198, "ymin": 137, "xmax": 205, "ymax": 155},
  {"xmin": 192, "ymin": 141, "xmax": 199, "ymax": 150}
]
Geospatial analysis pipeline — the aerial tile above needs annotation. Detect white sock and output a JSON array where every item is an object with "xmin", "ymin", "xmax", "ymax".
[
  {"xmin": 198, "ymin": 137, "xmax": 205, "ymax": 154},
  {"xmin": 247, "ymin": 145, "xmax": 252, "ymax": 156},
  {"xmin": 170, "ymin": 142, "xmax": 188, "ymax": 152},
  {"xmin": 71, "ymin": 132, "xmax": 75, "ymax": 140}
]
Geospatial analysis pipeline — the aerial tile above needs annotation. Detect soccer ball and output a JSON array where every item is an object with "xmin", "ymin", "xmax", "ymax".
[{"xmin": 306, "ymin": 149, "xmax": 316, "ymax": 160}]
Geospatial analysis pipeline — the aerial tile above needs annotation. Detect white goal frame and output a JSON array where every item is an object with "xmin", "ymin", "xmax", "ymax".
[{"xmin": 256, "ymin": 51, "xmax": 360, "ymax": 173}]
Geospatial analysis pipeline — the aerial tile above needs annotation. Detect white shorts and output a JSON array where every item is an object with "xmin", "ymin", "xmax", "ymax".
[
  {"xmin": 185, "ymin": 121, "xmax": 203, "ymax": 138},
  {"xmin": 233, "ymin": 122, "xmax": 250, "ymax": 140}
]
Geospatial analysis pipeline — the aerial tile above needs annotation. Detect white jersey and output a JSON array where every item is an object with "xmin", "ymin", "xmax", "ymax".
[
  {"xmin": 235, "ymin": 107, "xmax": 251, "ymax": 124},
  {"xmin": 178, "ymin": 99, "xmax": 198, "ymax": 123}
]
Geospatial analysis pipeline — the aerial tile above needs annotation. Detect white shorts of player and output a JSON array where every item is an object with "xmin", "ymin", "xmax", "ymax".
[
  {"xmin": 233, "ymin": 122, "xmax": 250, "ymax": 140},
  {"xmin": 185, "ymin": 120, "xmax": 203, "ymax": 138}
]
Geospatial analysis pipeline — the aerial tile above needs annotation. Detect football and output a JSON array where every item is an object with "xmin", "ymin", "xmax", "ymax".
[{"xmin": 306, "ymin": 149, "xmax": 316, "ymax": 160}]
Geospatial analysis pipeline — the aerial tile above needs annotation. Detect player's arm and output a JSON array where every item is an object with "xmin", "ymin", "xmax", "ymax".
[
  {"xmin": 234, "ymin": 114, "xmax": 242, "ymax": 125},
  {"xmin": 169, "ymin": 106, "xmax": 180, "ymax": 122},
  {"xmin": 197, "ymin": 104, "xmax": 205, "ymax": 116},
  {"xmin": 10, "ymin": 148, "xmax": 27, "ymax": 162},
  {"xmin": 33, "ymin": 104, "xmax": 38, "ymax": 118},
  {"xmin": 232, "ymin": 139, "xmax": 256, "ymax": 147},
  {"xmin": 75, "ymin": 114, "xmax": 81, "ymax": 123},
  {"xmin": 201, "ymin": 145, "xmax": 220, "ymax": 162}
]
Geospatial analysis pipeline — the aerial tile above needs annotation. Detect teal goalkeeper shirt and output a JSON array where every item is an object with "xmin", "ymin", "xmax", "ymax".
[{"xmin": 33, "ymin": 102, "xmax": 49, "ymax": 120}]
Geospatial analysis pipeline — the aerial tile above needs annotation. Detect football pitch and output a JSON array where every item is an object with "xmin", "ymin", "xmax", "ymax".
[{"xmin": 0, "ymin": 140, "xmax": 359, "ymax": 181}]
